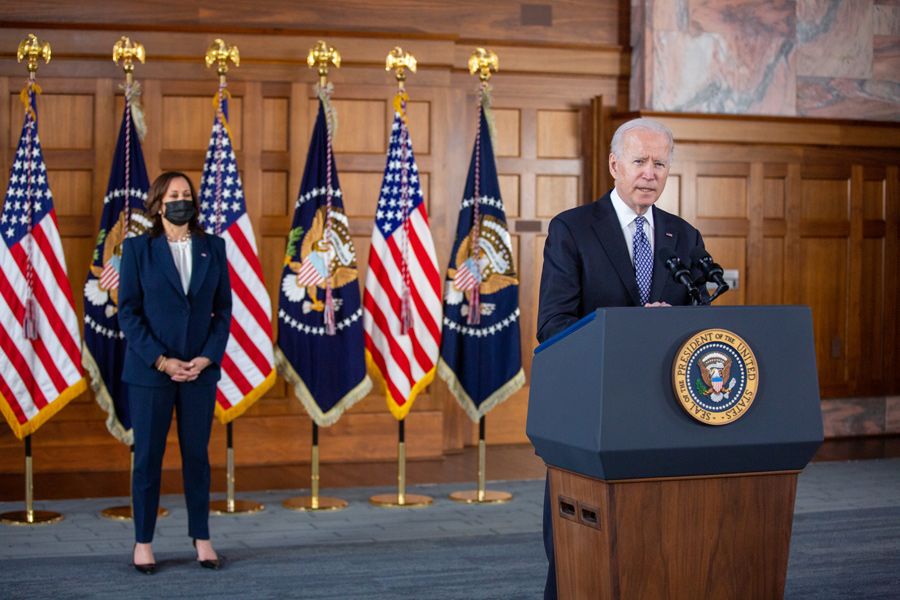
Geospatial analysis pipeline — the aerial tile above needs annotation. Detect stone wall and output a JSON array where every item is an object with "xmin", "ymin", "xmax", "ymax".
[{"xmin": 631, "ymin": 0, "xmax": 900, "ymax": 121}]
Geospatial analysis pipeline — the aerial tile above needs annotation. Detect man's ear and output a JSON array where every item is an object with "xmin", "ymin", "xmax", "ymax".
[{"xmin": 608, "ymin": 152, "xmax": 618, "ymax": 180}]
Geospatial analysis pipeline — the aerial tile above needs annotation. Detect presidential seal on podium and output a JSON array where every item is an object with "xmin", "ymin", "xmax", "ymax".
[{"xmin": 673, "ymin": 328, "xmax": 759, "ymax": 425}]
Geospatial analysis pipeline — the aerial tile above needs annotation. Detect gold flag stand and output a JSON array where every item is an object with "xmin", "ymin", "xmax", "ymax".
[
  {"xmin": 1, "ymin": 436, "xmax": 63, "ymax": 526},
  {"xmin": 283, "ymin": 422, "xmax": 348, "ymax": 511},
  {"xmin": 199, "ymin": 39, "xmax": 264, "ymax": 516},
  {"xmin": 368, "ymin": 48, "xmax": 431, "ymax": 509},
  {"xmin": 282, "ymin": 41, "xmax": 348, "ymax": 513},
  {"xmin": 1, "ymin": 36, "xmax": 60, "ymax": 527},
  {"xmin": 98, "ymin": 37, "xmax": 169, "ymax": 522},
  {"xmin": 370, "ymin": 419, "xmax": 433, "ymax": 508},
  {"xmin": 449, "ymin": 416, "xmax": 512, "ymax": 504}
]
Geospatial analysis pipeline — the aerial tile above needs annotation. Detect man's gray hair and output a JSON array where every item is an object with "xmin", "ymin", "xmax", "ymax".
[{"xmin": 610, "ymin": 118, "xmax": 674, "ymax": 162}]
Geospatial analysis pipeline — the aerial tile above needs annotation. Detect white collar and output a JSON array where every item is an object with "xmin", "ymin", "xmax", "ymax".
[{"xmin": 610, "ymin": 188, "xmax": 655, "ymax": 232}]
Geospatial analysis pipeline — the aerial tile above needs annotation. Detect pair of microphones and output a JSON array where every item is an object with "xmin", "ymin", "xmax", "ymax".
[{"xmin": 657, "ymin": 246, "xmax": 730, "ymax": 306}]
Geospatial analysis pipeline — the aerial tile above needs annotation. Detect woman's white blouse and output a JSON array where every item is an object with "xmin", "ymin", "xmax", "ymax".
[{"xmin": 168, "ymin": 239, "xmax": 192, "ymax": 295}]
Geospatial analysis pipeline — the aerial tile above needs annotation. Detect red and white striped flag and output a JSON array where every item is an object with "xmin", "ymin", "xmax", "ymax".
[
  {"xmin": 0, "ymin": 83, "xmax": 86, "ymax": 439},
  {"xmin": 199, "ymin": 87, "xmax": 276, "ymax": 423},
  {"xmin": 363, "ymin": 93, "xmax": 442, "ymax": 420}
]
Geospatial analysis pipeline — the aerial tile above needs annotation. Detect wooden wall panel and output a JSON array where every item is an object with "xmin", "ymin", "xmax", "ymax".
[
  {"xmin": 801, "ymin": 177, "xmax": 849, "ymax": 221},
  {"xmin": 696, "ymin": 176, "xmax": 747, "ymax": 219},
  {"xmin": 702, "ymin": 236, "xmax": 746, "ymax": 305},
  {"xmin": 47, "ymin": 170, "xmax": 92, "ymax": 216},
  {"xmin": 536, "ymin": 174, "xmax": 579, "ymax": 218},
  {"xmin": 262, "ymin": 98, "xmax": 289, "ymax": 152},
  {"xmin": 261, "ymin": 171, "xmax": 289, "ymax": 216},
  {"xmin": 498, "ymin": 174, "xmax": 520, "ymax": 217},
  {"xmin": 492, "ymin": 108, "xmax": 521, "ymax": 157},
  {"xmin": 161, "ymin": 95, "xmax": 243, "ymax": 150},
  {"xmin": 9, "ymin": 93, "xmax": 94, "ymax": 149},
  {"xmin": 537, "ymin": 109, "xmax": 581, "ymax": 158}
]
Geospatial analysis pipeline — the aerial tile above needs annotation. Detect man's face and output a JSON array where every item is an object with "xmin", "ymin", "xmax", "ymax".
[{"xmin": 608, "ymin": 128, "xmax": 671, "ymax": 214}]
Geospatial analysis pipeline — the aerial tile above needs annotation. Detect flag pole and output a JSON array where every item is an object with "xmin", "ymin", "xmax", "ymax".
[
  {"xmin": 450, "ymin": 416, "xmax": 512, "ymax": 504},
  {"xmin": 283, "ymin": 42, "xmax": 350, "ymax": 512},
  {"xmin": 0, "ymin": 36, "xmax": 62, "ymax": 527},
  {"xmin": 283, "ymin": 422, "xmax": 349, "ymax": 511},
  {"xmin": 1, "ymin": 436, "xmax": 63, "ymax": 526},
  {"xmin": 368, "ymin": 49, "xmax": 431, "ymax": 509},
  {"xmin": 370, "ymin": 419, "xmax": 433, "ymax": 507},
  {"xmin": 96, "ymin": 37, "xmax": 171, "ymax": 522},
  {"xmin": 195, "ymin": 39, "xmax": 264, "ymax": 517},
  {"xmin": 447, "ymin": 49, "xmax": 511, "ymax": 504}
]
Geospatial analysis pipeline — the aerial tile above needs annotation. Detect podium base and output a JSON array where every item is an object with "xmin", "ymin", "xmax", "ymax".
[
  {"xmin": 283, "ymin": 496, "xmax": 348, "ymax": 511},
  {"xmin": 369, "ymin": 493, "xmax": 432, "ymax": 508},
  {"xmin": 449, "ymin": 489, "xmax": 512, "ymax": 504},
  {"xmin": 100, "ymin": 506, "xmax": 170, "ymax": 521},
  {"xmin": 1, "ymin": 510, "xmax": 63, "ymax": 526},
  {"xmin": 210, "ymin": 499, "xmax": 265, "ymax": 515}
]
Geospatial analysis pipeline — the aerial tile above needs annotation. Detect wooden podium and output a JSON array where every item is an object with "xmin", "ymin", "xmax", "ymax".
[{"xmin": 528, "ymin": 307, "xmax": 824, "ymax": 600}]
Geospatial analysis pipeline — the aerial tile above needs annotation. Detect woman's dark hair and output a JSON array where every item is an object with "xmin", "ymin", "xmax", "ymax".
[{"xmin": 146, "ymin": 171, "xmax": 204, "ymax": 238}]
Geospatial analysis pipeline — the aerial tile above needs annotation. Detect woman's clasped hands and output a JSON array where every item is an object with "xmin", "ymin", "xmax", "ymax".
[{"xmin": 156, "ymin": 356, "xmax": 212, "ymax": 382}]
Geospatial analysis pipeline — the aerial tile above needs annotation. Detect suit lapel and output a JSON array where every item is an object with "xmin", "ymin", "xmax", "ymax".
[
  {"xmin": 591, "ymin": 197, "xmax": 642, "ymax": 306},
  {"xmin": 649, "ymin": 206, "xmax": 678, "ymax": 302},
  {"xmin": 152, "ymin": 235, "xmax": 187, "ymax": 299},
  {"xmin": 189, "ymin": 234, "xmax": 211, "ymax": 299}
]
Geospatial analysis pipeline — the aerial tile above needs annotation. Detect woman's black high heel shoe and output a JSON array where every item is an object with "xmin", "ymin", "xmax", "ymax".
[
  {"xmin": 192, "ymin": 538, "xmax": 221, "ymax": 570},
  {"xmin": 132, "ymin": 543, "xmax": 156, "ymax": 575}
]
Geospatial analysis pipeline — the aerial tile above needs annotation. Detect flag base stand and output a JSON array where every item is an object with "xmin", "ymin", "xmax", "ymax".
[
  {"xmin": 0, "ymin": 510, "xmax": 63, "ymax": 526},
  {"xmin": 370, "ymin": 420, "xmax": 432, "ymax": 508},
  {"xmin": 1, "ymin": 437, "xmax": 63, "ymax": 526},
  {"xmin": 100, "ymin": 506, "xmax": 170, "ymax": 521},
  {"xmin": 449, "ymin": 417, "xmax": 512, "ymax": 504},
  {"xmin": 100, "ymin": 446, "xmax": 170, "ymax": 520},
  {"xmin": 448, "ymin": 489, "xmax": 512, "ymax": 504},
  {"xmin": 210, "ymin": 499, "xmax": 264, "ymax": 515},
  {"xmin": 211, "ymin": 423, "xmax": 265, "ymax": 515},
  {"xmin": 283, "ymin": 423, "xmax": 348, "ymax": 512},
  {"xmin": 283, "ymin": 496, "xmax": 348, "ymax": 511}
]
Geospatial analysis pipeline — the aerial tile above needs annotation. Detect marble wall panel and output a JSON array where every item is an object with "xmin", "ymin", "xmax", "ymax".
[
  {"xmin": 635, "ymin": 0, "xmax": 899, "ymax": 121},
  {"xmin": 797, "ymin": 77, "xmax": 900, "ymax": 120},
  {"xmin": 820, "ymin": 397, "xmax": 885, "ymax": 437},
  {"xmin": 874, "ymin": 3, "xmax": 900, "ymax": 36},
  {"xmin": 873, "ymin": 36, "xmax": 900, "ymax": 81},
  {"xmin": 797, "ymin": 0, "xmax": 874, "ymax": 78},
  {"xmin": 652, "ymin": 30, "xmax": 796, "ymax": 115},
  {"xmin": 689, "ymin": 0, "xmax": 796, "ymax": 38}
]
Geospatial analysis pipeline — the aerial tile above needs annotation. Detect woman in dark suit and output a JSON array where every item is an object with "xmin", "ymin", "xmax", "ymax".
[{"xmin": 118, "ymin": 171, "xmax": 231, "ymax": 574}]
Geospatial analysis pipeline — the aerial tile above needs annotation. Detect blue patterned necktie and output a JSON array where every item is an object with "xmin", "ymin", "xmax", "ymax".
[{"xmin": 633, "ymin": 215, "xmax": 652, "ymax": 305}]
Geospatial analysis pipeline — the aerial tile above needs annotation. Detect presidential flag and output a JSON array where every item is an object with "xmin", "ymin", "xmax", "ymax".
[
  {"xmin": 0, "ymin": 82, "xmax": 86, "ymax": 439},
  {"xmin": 437, "ymin": 99, "xmax": 525, "ymax": 421},
  {"xmin": 276, "ymin": 90, "xmax": 371, "ymax": 426},
  {"xmin": 363, "ymin": 91, "xmax": 442, "ymax": 421},
  {"xmin": 82, "ymin": 83, "xmax": 151, "ymax": 444},
  {"xmin": 200, "ymin": 87, "xmax": 276, "ymax": 423}
]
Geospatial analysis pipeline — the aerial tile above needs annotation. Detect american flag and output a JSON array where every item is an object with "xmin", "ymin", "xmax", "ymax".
[
  {"xmin": 363, "ymin": 95, "xmax": 442, "ymax": 420},
  {"xmin": 0, "ymin": 84, "xmax": 86, "ymax": 439},
  {"xmin": 82, "ymin": 83, "xmax": 150, "ymax": 445},
  {"xmin": 199, "ymin": 88, "xmax": 276, "ymax": 423}
]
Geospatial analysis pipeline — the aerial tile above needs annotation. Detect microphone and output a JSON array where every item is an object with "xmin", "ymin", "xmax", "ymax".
[
  {"xmin": 690, "ymin": 247, "xmax": 730, "ymax": 302},
  {"xmin": 657, "ymin": 247, "xmax": 702, "ymax": 305}
]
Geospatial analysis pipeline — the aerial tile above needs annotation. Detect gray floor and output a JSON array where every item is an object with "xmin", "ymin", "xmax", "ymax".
[{"xmin": 1, "ymin": 458, "xmax": 898, "ymax": 598}]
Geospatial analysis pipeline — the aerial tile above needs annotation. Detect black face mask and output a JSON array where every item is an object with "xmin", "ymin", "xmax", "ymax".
[{"xmin": 163, "ymin": 200, "xmax": 195, "ymax": 226}]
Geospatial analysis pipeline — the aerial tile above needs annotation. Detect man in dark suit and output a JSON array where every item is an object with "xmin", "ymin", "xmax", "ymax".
[{"xmin": 536, "ymin": 118, "xmax": 707, "ymax": 598}]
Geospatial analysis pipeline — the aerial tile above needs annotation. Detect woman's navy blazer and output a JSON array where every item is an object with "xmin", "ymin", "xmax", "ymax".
[{"xmin": 118, "ymin": 232, "xmax": 232, "ymax": 387}]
